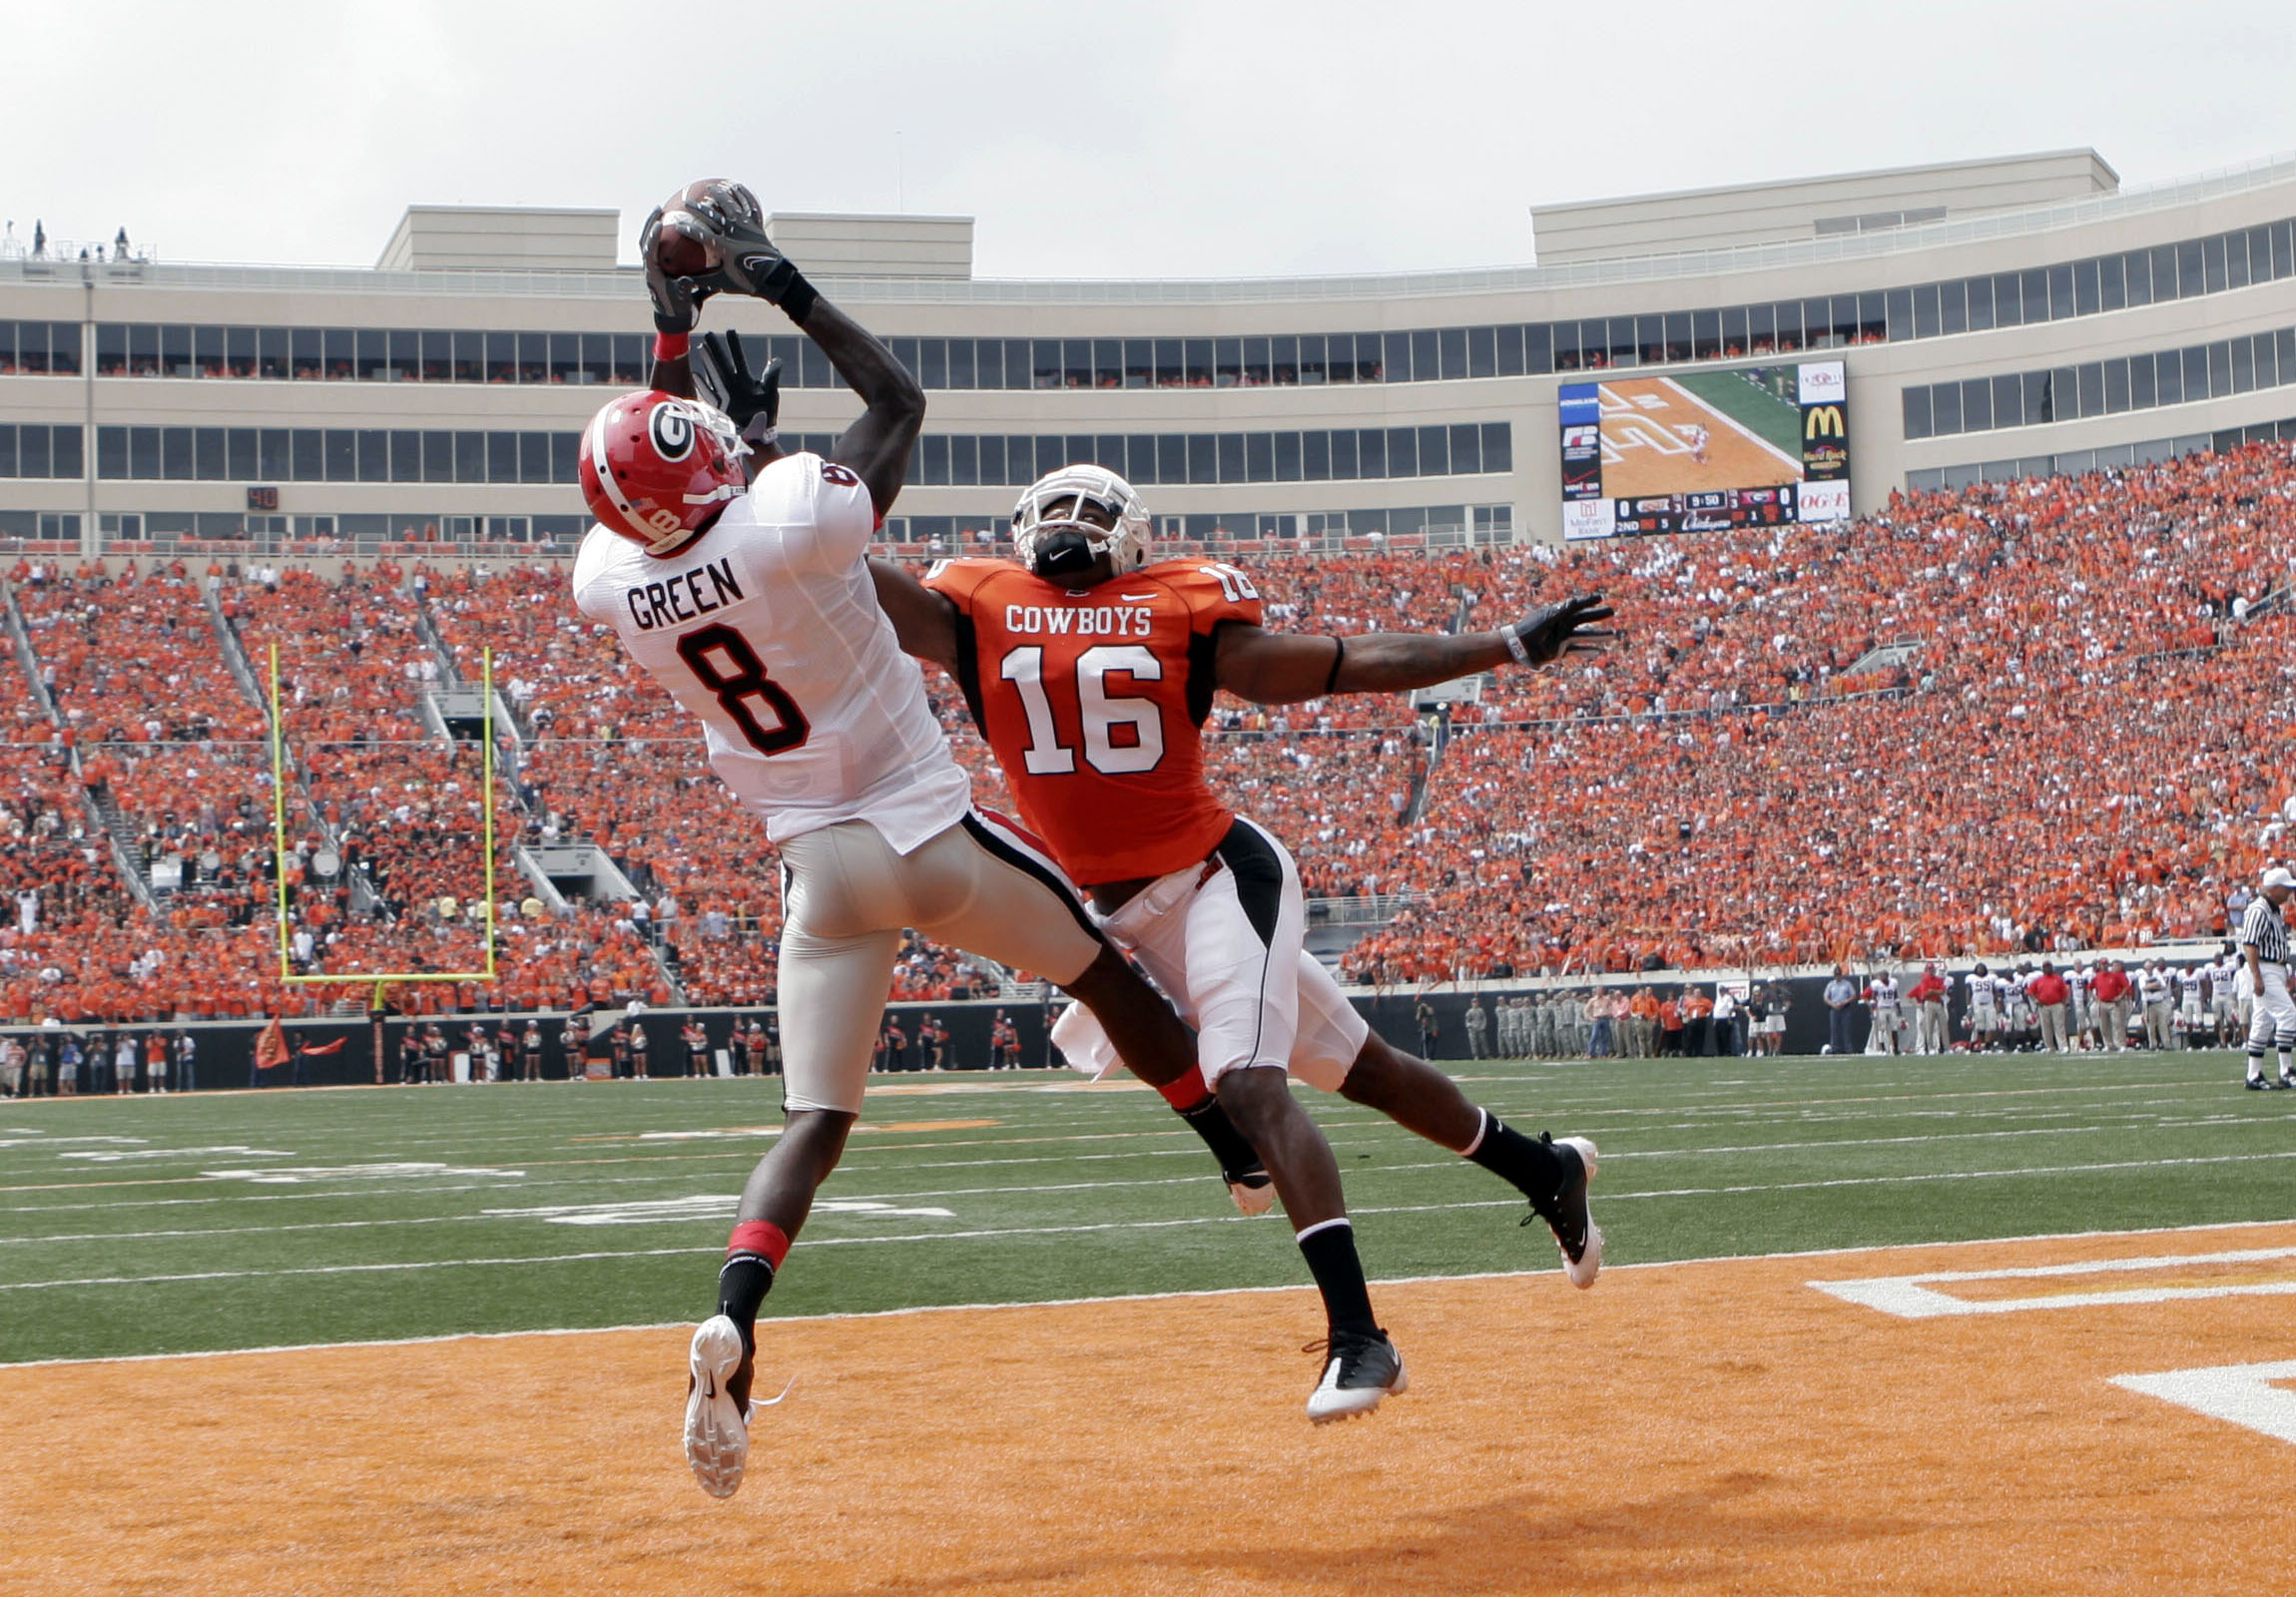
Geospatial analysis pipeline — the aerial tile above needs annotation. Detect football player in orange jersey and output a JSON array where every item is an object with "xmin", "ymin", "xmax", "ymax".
[{"xmin": 872, "ymin": 466, "xmax": 1617, "ymax": 1413}]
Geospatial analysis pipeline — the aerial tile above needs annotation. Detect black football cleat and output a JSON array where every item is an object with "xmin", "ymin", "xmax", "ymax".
[
  {"xmin": 1523, "ymin": 1133, "xmax": 1603, "ymax": 1289},
  {"xmin": 1305, "ymin": 1327, "xmax": 1407, "ymax": 1422}
]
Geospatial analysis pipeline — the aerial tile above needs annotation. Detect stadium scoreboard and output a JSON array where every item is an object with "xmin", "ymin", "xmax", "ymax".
[{"xmin": 1559, "ymin": 359, "xmax": 1851, "ymax": 538}]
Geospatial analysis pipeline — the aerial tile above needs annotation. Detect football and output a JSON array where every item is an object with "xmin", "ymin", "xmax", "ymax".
[{"xmin": 650, "ymin": 179, "xmax": 732, "ymax": 277}]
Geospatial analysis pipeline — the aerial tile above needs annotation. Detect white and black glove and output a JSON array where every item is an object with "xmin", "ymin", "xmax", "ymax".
[
  {"xmin": 674, "ymin": 182, "xmax": 820, "ymax": 324},
  {"xmin": 638, "ymin": 206, "xmax": 712, "ymax": 334},
  {"xmin": 694, "ymin": 331, "xmax": 783, "ymax": 446},
  {"xmin": 1501, "ymin": 593, "xmax": 1617, "ymax": 666}
]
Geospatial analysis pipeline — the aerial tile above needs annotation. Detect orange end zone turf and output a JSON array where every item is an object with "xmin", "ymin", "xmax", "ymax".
[{"xmin": 6, "ymin": 1224, "xmax": 2295, "ymax": 1596}]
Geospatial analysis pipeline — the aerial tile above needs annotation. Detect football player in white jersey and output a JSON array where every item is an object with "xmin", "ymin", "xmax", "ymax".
[
  {"xmin": 1965, "ymin": 963, "xmax": 2001, "ymax": 1050},
  {"xmin": 2210, "ymin": 946, "xmax": 2242, "ymax": 1046},
  {"xmin": 582, "ymin": 183, "xmax": 1399, "ymax": 1494}
]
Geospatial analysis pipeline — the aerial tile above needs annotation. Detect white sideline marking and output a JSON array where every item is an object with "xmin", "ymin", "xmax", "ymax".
[
  {"xmin": 10, "ymin": 1220, "xmax": 2296, "ymax": 1372},
  {"xmin": 202, "ymin": 1162, "xmax": 525, "ymax": 1185},
  {"xmin": 2111, "ymin": 1362, "xmax": 2296, "ymax": 1446},
  {"xmin": 483, "ymin": 1196, "xmax": 955, "ymax": 1226},
  {"xmin": 1813, "ymin": 1245, "xmax": 2296, "ymax": 1318}
]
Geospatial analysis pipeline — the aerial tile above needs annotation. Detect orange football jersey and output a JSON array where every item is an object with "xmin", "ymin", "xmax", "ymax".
[{"xmin": 925, "ymin": 557, "xmax": 1263, "ymax": 884}]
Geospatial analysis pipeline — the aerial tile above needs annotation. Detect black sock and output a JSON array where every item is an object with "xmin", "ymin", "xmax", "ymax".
[
  {"xmin": 717, "ymin": 1258, "xmax": 775, "ymax": 1356},
  {"xmin": 1179, "ymin": 1097, "xmax": 1263, "ymax": 1179},
  {"xmin": 1464, "ymin": 1111, "xmax": 1567, "ymax": 1207},
  {"xmin": 1296, "ymin": 1218, "xmax": 1378, "ymax": 1338}
]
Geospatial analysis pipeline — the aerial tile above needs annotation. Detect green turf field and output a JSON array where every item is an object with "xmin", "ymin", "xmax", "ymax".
[
  {"xmin": 4, "ymin": 1052, "xmax": 2292, "ymax": 1366},
  {"xmin": 1671, "ymin": 365, "xmax": 1806, "ymax": 458}
]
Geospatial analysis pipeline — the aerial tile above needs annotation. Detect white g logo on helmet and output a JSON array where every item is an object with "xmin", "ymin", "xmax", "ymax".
[{"xmin": 649, "ymin": 401, "xmax": 696, "ymax": 461}]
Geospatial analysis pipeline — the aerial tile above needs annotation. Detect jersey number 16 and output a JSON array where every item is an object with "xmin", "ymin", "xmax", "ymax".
[{"xmin": 998, "ymin": 645, "xmax": 1165, "ymax": 776}]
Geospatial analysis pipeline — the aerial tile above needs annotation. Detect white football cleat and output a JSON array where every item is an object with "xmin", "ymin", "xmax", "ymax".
[
  {"xmin": 1541, "ymin": 1136, "xmax": 1603, "ymax": 1290},
  {"xmin": 1305, "ymin": 1328, "xmax": 1408, "ymax": 1423},
  {"xmin": 684, "ymin": 1315, "xmax": 750, "ymax": 1498}
]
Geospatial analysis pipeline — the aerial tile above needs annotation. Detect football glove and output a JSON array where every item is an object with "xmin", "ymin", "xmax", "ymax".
[
  {"xmin": 670, "ymin": 182, "xmax": 820, "ymax": 323},
  {"xmin": 694, "ymin": 331, "xmax": 783, "ymax": 443},
  {"xmin": 639, "ymin": 206, "xmax": 713, "ymax": 334},
  {"xmin": 1503, "ymin": 593, "xmax": 1617, "ymax": 666}
]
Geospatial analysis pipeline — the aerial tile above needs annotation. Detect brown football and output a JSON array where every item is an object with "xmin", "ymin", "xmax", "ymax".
[{"xmin": 650, "ymin": 180, "xmax": 732, "ymax": 277}]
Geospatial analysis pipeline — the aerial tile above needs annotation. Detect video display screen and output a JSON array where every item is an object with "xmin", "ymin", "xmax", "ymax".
[{"xmin": 1559, "ymin": 359, "xmax": 1850, "ymax": 538}]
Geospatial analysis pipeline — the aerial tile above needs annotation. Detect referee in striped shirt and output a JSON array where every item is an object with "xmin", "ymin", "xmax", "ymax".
[{"xmin": 2238, "ymin": 866, "xmax": 2296, "ymax": 1090}]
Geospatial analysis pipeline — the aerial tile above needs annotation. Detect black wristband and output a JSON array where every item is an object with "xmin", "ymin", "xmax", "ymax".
[
  {"xmin": 763, "ymin": 260, "xmax": 819, "ymax": 325},
  {"xmin": 1324, "ymin": 636, "xmax": 1346, "ymax": 695}
]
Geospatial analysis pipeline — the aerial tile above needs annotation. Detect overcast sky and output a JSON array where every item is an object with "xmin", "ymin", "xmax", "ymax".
[{"xmin": 12, "ymin": 1, "xmax": 2294, "ymax": 278}]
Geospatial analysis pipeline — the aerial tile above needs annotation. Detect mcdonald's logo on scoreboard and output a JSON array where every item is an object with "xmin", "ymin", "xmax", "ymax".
[{"xmin": 1805, "ymin": 404, "xmax": 1846, "ymax": 439}]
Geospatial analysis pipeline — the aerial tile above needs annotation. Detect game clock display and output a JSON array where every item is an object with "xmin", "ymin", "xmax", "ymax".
[{"xmin": 1559, "ymin": 359, "xmax": 1851, "ymax": 538}]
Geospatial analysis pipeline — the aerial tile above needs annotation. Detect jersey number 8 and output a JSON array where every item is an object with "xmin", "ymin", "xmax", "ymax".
[
  {"xmin": 999, "ymin": 645, "xmax": 1164, "ymax": 776},
  {"xmin": 676, "ymin": 623, "xmax": 812, "ymax": 756}
]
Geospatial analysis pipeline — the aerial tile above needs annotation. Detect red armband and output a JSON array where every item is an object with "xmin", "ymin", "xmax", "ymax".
[{"xmin": 653, "ymin": 330, "xmax": 690, "ymax": 362}]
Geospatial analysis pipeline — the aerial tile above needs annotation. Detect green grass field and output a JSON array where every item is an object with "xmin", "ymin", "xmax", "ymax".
[
  {"xmin": 1671, "ymin": 365, "xmax": 1806, "ymax": 458},
  {"xmin": 5, "ymin": 1052, "xmax": 2292, "ymax": 1366}
]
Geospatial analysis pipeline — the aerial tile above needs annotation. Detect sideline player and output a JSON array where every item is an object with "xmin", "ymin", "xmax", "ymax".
[
  {"xmin": 865, "ymin": 463, "xmax": 1612, "ymax": 1293},
  {"xmin": 586, "ymin": 185, "xmax": 1389, "ymax": 1495},
  {"xmin": 1683, "ymin": 421, "xmax": 1710, "ymax": 465},
  {"xmin": 2237, "ymin": 867, "xmax": 2296, "ymax": 1090}
]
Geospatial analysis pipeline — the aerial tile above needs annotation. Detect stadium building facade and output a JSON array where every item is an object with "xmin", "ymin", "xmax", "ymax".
[{"xmin": 5, "ymin": 148, "xmax": 2296, "ymax": 556}]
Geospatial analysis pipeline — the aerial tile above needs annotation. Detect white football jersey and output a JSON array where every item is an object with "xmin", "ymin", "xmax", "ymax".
[
  {"xmin": 573, "ymin": 452, "xmax": 969, "ymax": 851},
  {"xmin": 2211, "ymin": 960, "xmax": 2241, "ymax": 1000}
]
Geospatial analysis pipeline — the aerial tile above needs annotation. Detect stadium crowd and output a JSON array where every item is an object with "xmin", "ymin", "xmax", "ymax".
[{"xmin": 1, "ymin": 440, "xmax": 2294, "ymax": 1018}]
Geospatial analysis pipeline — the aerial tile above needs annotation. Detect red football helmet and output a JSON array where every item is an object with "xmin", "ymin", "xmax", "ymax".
[{"xmin": 579, "ymin": 388, "xmax": 749, "ymax": 554}]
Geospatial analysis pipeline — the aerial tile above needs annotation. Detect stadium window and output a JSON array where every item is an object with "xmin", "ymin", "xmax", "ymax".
[
  {"xmin": 2192, "ymin": 344, "xmax": 2219, "ymax": 400},
  {"xmin": 1856, "ymin": 293, "xmax": 1886, "ymax": 343},
  {"xmin": 1550, "ymin": 321, "xmax": 1581, "ymax": 370},
  {"xmin": 1272, "ymin": 431, "xmax": 1302, "ymax": 482},
  {"xmin": 1932, "ymin": 382, "xmax": 1963, "ymax": 435},
  {"xmin": 2115, "ymin": 250, "xmax": 2148, "ymax": 309},
  {"xmin": 547, "ymin": 333, "xmax": 580, "ymax": 385},
  {"xmin": 2092, "ymin": 255, "xmax": 2125, "ymax": 313},
  {"xmin": 2174, "ymin": 241, "xmax": 2204, "ymax": 297},
  {"xmin": 987, "ymin": 339, "xmax": 1017, "ymax": 391},
  {"xmin": 1459, "ymin": 323, "xmax": 1496, "ymax": 376},
  {"xmin": 2073, "ymin": 363, "xmax": 2102, "ymax": 417},
  {"xmin": 1207, "ymin": 338, "xmax": 1238, "ymax": 389},
  {"xmin": 412, "ymin": 329, "xmax": 446, "ymax": 382},
  {"xmin": 1154, "ymin": 338, "xmax": 1184, "ymax": 387},
  {"xmin": 1107, "ymin": 435, "xmax": 1143, "ymax": 486},
  {"xmin": 1055, "ymin": 338, "xmax": 1086, "ymax": 389},
  {"xmin": 1303, "ymin": 431, "xmax": 1332, "ymax": 481},
  {"xmin": 1185, "ymin": 434, "xmax": 1216, "ymax": 484},
  {"xmin": 512, "ymin": 432, "xmax": 548, "ymax": 484},
  {"xmin": 2129, "ymin": 352, "xmax": 2157, "ymax": 409},
  {"xmin": 1416, "ymin": 425, "xmax": 1447, "ymax": 476},
  {"xmin": 1690, "ymin": 310, "xmax": 1720, "ymax": 360},
  {"xmin": 2230, "ymin": 337, "xmax": 2255, "ymax": 394},
  {"xmin": 348, "ymin": 329, "xmax": 382, "ymax": 381},
  {"xmin": 2049, "ymin": 266, "xmax": 2080, "ymax": 321},
  {"xmin": 123, "ymin": 322, "xmax": 158, "ymax": 377},
  {"xmin": 15, "ymin": 427, "xmax": 45, "ymax": 477},
  {"xmin": 2154, "ymin": 349, "xmax": 2184, "ymax": 407},
  {"xmin": 94, "ymin": 323, "xmax": 126, "ymax": 375},
  {"xmin": 194, "ymin": 325, "xmax": 226, "ymax": 377},
  {"xmin": 226, "ymin": 326, "xmax": 258, "ymax": 378},
  {"xmin": 226, "ymin": 427, "xmax": 258, "ymax": 480},
  {"xmin": 959, "ymin": 340, "xmax": 991, "ymax": 391},
  {"xmin": 1329, "ymin": 429, "xmax": 1359, "ymax": 479},
  {"xmin": 1935, "ymin": 279, "xmax": 1966, "ymax": 336},
  {"xmin": 1886, "ymin": 289, "xmax": 1914, "ymax": 341},
  {"xmin": 156, "ymin": 426, "xmax": 193, "ymax": 479},
  {"xmin": 1242, "ymin": 337, "xmax": 1271, "ymax": 386},
  {"xmin": 1243, "ymin": 433, "xmax": 1274, "ymax": 482},
  {"xmin": 1123, "ymin": 339, "xmax": 1153, "ymax": 389},
  {"xmin": 2251, "ymin": 225, "xmax": 2277, "ymax": 282},
  {"xmin": 2203, "ymin": 234, "xmax": 2229, "ymax": 293},
  {"xmin": 551, "ymin": 432, "xmax": 579, "ymax": 483},
  {"xmin": 1600, "ymin": 317, "xmax": 1633, "ymax": 366},
  {"xmin": 1438, "ymin": 326, "xmax": 1467, "ymax": 380},
  {"xmin": 1982, "ymin": 372, "xmax": 2015, "ymax": 427},
  {"xmin": 93, "ymin": 425, "xmax": 126, "ymax": 479},
  {"xmin": 2275, "ymin": 222, "xmax": 2296, "ymax": 280},
  {"xmin": 158, "ymin": 323, "xmax": 191, "ymax": 377},
  {"xmin": 1148, "ymin": 434, "xmax": 1180, "ymax": 485},
  {"xmin": 1909, "ymin": 285, "xmax": 1936, "ymax": 339},
  {"xmin": 1962, "ymin": 378, "xmax": 1992, "ymax": 431},
  {"xmin": 1410, "ymin": 328, "xmax": 1439, "ymax": 382},
  {"xmin": 1481, "ymin": 421, "xmax": 1511, "ymax": 473},
  {"xmin": 50, "ymin": 425, "xmax": 83, "ymax": 477},
  {"xmin": 885, "ymin": 336, "xmax": 918, "ymax": 381},
  {"xmin": 1355, "ymin": 337, "xmax": 1384, "ymax": 382},
  {"xmin": 1183, "ymin": 338, "xmax": 1213, "ymax": 387},
  {"xmin": 2072, "ymin": 259, "xmax": 2100, "ymax": 316},
  {"xmin": 49, "ymin": 323, "xmax": 80, "ymax": 375},
  {"xmin": 415, "ymin": 430, "xmax": 450, "ymax": 483},
  {"xmin": 2023, "ymin": 370, "xmax": 2051, "ymax": 424},
  {"xmin": 0, "ymin": 424, "xmax": 19, "ymax": 478},
  {"xmin": 1297, "ymin": 334, "xmax": 1328, "ymax": 384},
  {"xmin": 2228, "ymin": 231, "xmax": 2253, "ymax": 289},
  {"xmin": 285, "ymin": 430, "xmax": 317, "ymax": 481},
  {"xmin": 317, "ymin": 428, "xmax": 351, "ymax": 481},
  {"xmin": 1357, "ymin": 429, "xmax": 1386, "ymax": 479},
  {"xmin": 1663, "ymin": 311, "xmax": 1693, "ymax": 360},
  {"xmin": 1213, "ymin": 432, "xmax": 1244, "ymax": 482},
  {"xmin": 2102, "ymin": 357, "xmax": 2131, "ymax": 414},
  {"xmin": 2015, "ymin": 267, "xmax": 2046, "ymax": 324},
  {"xmin": 1981, "ymin": 272, "xmax": 2014, "ymax": 328},
  {"xmin": 1447, "ymin": 422, "xmax": 1480, "ymax": 475},
  {"xmin": 1375, "ymin": 331, "xmax": 1405, "ymax": 383},
  {"xmin": 572, "ymin": 332, "xmax": 607, "ymax": 386},
  {"xmin": 919, "ymin": 435, "xmax": 949, "ymax": 486},
  {"xmin": 506, "ymin": 331, "xmax": 540, "ymax": 384},
  {"xmin": 1901, "ymin": 387, "xmax": 1933, "ymax": 440},
  {"xmin": 1486, "ymin": 324, "xmax": 1520, "ymax": 377},
  {"xmin": 798, "ymin": 339, "xmax": 832, "ymax": 389},
  {"xmin": 1388, "ymin": 427, "xmax": 1419, "ymax": 477},
  {"xmin": 911, "ymin": 339, "xmax": 942, "ymax": 390},
  {"xmin": 447, "ymin": 431, "xmax": 481, "ymax": 485}
]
